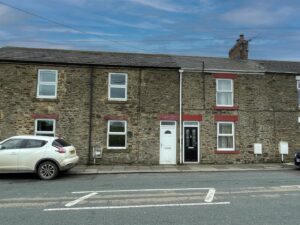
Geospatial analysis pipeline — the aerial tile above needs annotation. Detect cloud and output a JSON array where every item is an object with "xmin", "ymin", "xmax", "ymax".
[
  {"xmin": 104, "ymin": 17, "xmax": 158, "ymax": 29},
  {"xmin": 61, "ymin": 0, "xmax": 87, "ymax": 6},
  {"xmin": 221, "ymin": 4, "xmax": 295, "ymax": 26},
  {"xmin": 0, "ymin": 4, "xmax": 28, "ymax": 25},
  {"xmin": 127, "ymin": 0, "xmax": 183, "ymax": 12},
  {"xmin": 39, "ymin": 27, "xmax": 120, "ymax": 37}
]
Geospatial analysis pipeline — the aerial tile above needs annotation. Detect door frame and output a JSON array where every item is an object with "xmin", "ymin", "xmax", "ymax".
[
  {"xmin": 183, "ymin": 121, "xmax": 200, "ymax": 164},
  {"xmin": 159, "ymin": 121, "xmax": 177, "ymax": 164}
]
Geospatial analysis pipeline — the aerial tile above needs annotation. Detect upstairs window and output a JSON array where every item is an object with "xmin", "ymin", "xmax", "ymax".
[
  {"xmin": 35, "ymin": 119, "xmax": 56, "ymax": 137},
  {"xmin": 217, "ymin": 122, "xmax": 235, "ymax": 151},
  {"xmin": 216, "ymin": 79, "xmax": 233, "ymax": 106},
  {"xmin": 107, "ymin": 120, "xmax": 127, "ymax": 149},
  {"xmin": 108, "ymin": 73, "xmax": 127, "ymax": 101},
  {"xmin": 37, "ymin": 70, "xmax": 58, "ymax": 99}
]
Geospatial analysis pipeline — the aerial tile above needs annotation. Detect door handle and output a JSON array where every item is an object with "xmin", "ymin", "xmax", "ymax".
[{"xmin": 9, "ymin": 152, "xmax": 17, "ymax": 155}]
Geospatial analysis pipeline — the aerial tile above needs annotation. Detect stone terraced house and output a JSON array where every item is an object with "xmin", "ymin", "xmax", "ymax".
[{"xmin": 1, "ymin": 35, "xmax": 300, "ymax": 165}]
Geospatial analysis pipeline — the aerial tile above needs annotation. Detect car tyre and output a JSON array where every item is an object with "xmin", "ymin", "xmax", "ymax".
[{"xmin": 37, "ymin": 161, "xmax": 59, "ymax": 180}]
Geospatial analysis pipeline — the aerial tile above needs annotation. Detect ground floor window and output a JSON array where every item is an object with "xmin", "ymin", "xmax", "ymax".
[
  {"xmin": 217, "ymin": 122, "xmax": 234, "ymax": 150},
  {"xmin": 107, "ymin": 120, "xmax": 127, "ymax": 149},
  {"xmin": 35, "ymin": 119, "xmax": 56, "ymax": 136}
]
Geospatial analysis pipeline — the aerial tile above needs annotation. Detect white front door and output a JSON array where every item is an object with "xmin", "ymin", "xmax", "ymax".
[{"xmin": 160, "ymin": 121, "xmax": 177, "ymax": 164}]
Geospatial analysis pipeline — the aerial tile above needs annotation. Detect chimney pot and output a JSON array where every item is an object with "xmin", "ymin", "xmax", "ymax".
[{"xmin": 229, "ymin": 34, "xmax": 248, "ymax": 60}]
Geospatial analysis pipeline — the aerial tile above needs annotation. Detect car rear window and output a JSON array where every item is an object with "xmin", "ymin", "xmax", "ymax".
[{"xmin": 52, "ymin": 139, "xmax": 71, "ymax": 147}]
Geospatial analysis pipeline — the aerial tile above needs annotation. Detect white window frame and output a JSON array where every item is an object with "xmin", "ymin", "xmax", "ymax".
[
  {"xmin": 217, "ymin": 122, "xmax": 235, "ymax": 151},
  {"xmin": 108, "ymin": 73, "xmax": 128, "ymax": 101},
  {"xmin": 107, "ymin": 120, "xmax": 127, "ymax": 149},
  {"xmin": 37, "ymin": 69, "xmax": 58, "ymax": 99},
  {"xmin": 216, "ymin": 79, "xmax": 233, "ymax": 107},
  {"xmin": 35, "ymin": 119, "xmax": 56, "ymax": 136}
]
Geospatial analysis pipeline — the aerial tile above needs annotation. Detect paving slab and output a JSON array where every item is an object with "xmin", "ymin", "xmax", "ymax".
[{"xmin": 67, "ymin": 163, "xmax": 297, "ymax": 175}]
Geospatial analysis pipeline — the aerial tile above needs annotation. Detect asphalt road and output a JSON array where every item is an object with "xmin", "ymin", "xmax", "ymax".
[{"xmin": 0, "ymin": 169, "xmax": 300, "ymax": 225}]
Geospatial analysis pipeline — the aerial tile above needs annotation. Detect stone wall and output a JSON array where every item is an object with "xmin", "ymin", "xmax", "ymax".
[
  {"xmin": 0, "ymin": 63, "xmax": 91, "ymax": 163},
  {"xmin": 182, "ymin": 72, "xmax": 300, "ymax": 163},
  {"xmin": 92, "ymin": 68, "xmax": 179, "ymax": 165},
  {"xmin": 1, "ymin": 62, "xmax": 299, "ymax": 165}
]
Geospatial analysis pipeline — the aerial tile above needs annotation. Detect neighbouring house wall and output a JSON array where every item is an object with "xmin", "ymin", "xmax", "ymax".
[
  {"xmin": 182, "ymin": 72, "xmax": 300, "ymax": 163},
  {"xmin": 0, "ymin": 63, "xmax": 91, "ymax": 163}
]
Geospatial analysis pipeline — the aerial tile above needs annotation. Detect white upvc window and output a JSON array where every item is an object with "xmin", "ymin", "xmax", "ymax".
[
  {"xmin": 217, "ymin": 122, "xmax": 235, "ymax": 151},
  {"xmin": 35, "ymin": 119, "xmax": 56, "ymax": 136},
  {"xmin": 107, "ymin": 120, "xmax": 127, "ymax": 149},
  {"xmin": 108, "ymin": 73, "xmax": 127, "ymax": 101},
  {"xmin": 216, "ymin": 79, "xmax": 233, "ymax": 106},
  {"xmin": 37, "ymin": 69, "xmax": 58, "ymax": 99}
]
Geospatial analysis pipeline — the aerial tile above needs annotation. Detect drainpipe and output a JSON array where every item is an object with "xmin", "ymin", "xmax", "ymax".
[
  {"xmin": 179, "ymin": 69, "xmax": 184, "ymax": 164},
  {"xmin": 88, "ymin": 67, "xmax": 94, "ymax": 165}
]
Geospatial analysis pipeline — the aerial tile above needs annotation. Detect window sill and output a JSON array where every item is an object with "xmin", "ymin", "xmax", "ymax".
[
  {"xmin": 103, "ymin": 148, "xmax": 130, "ymax": 153},
  {"xmin": 34, "ymin": 98, "xmax": 59, "ymax": 103},
  {"xmin": 214, "ymin": 106, "xmax": 239, "ymax": 110},
  {"xmin": 215, "ymin": 150, "xmax": 240, "ymax": 154},
  {"xmin": 105, "ymin": 100, "xmax": 129, "ymax": 104}
]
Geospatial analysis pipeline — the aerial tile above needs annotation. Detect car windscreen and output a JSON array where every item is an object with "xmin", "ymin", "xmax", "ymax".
[{"xmin": 52, "ymin": 139, "xmax": 71, "ymax": 147}]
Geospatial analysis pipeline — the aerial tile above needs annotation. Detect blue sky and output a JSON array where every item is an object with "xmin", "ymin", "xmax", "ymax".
[{"xmin": 0, "ymin": 0, "xmax": 300, "ymax": 60}]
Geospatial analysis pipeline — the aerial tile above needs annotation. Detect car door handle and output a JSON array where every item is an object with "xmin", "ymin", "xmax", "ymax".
[{"xmin": 9, "ymin": 152, "xmax": 17, "ymax": 155}]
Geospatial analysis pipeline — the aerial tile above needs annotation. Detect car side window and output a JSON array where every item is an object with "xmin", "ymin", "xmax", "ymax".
[
  {"xmin": 24, "ymin": 140, "xmax": 47, "ymax": 148},
  {"xmin": 1, "ymin": 139, "xmax": 24, "ymax": 150}
]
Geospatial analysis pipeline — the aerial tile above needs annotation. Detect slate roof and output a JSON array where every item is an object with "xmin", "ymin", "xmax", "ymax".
[{"xmin": 0, "ymin": 46, "xmax": 299, "ymax": 74}]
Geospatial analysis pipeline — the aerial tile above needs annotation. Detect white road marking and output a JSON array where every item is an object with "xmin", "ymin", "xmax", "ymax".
[
  {"xmin": 45, "ymin": 201, "xmax": 230, "ymax": 212},
  {"xmin": 65, "ymin": 192, "xmax": 98, "ymax": 207},
  {"xmin": 280, "ymin": 185, "xmax": 300, "ymax": 189},
  {"xmin": 72, "ymin": 187, "xmax": 214, "ymax": 194},
  {"xmin": 205, "ymin": 189, "xmax": 216, "ymax": 203}
]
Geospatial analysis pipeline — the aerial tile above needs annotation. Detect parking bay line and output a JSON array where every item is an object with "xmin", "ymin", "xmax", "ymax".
[
  {"xmin": 45, "ymin": 202, "xmax": 230, "ymax": 212},
  {"xmin": 72, "ymin": 187, "xmax": 215, "ymax": 194},
  {"xmin": 65, "ymin": 192, "xmax": 98, "ymax": 207},
  {"xmin": 205, "ymin": 189, "xmax": 216, "ymax": 203}
]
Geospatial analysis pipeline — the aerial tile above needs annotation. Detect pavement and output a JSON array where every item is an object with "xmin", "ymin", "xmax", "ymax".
[{"xmin": 67, "ymin": 162, "xmax": 298, "ymax": 175}]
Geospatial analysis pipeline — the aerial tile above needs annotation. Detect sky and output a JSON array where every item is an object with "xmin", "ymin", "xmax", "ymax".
[{"xmin": 0, "ymin": 0, "xmax": 300, "ymax": 61}]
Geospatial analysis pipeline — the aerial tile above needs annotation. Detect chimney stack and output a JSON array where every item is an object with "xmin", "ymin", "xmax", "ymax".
[{"xmin": 229, "ymin": 34, "xmax": 248, "ymax": 60}]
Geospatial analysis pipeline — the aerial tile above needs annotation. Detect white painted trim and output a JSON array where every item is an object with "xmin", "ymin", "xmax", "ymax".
[
  {"xmin": 35, "ymin": 119, "xmax": 56, "ymax": 136},
  {"xmin": 183, "ymin": 121, "xmax": 200, "ymax": 164},
  {"xmin": 216, "ymin": 79, "xmax": 234, "ymax": 107},
  {"xmin": 295, "ymin": 76, "xmax": 300, "ymax": 80},
  {"xmin": 37, "ymin": 69, "xmax": 58, "ymax": 99},
  {"xmin": 108, "ymin": 73, "xmax": 128, "ymax": 101},
  {"xmin": 217, "ymin": 122, "xmax": 235, "ymax": 151},
  {"xmin": 107, "ymin": 120, "xmax": 127, "ymax": 150}
]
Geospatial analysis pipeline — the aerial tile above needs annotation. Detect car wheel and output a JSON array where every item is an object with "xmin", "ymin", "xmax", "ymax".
[{"xmin": 37, "ymin": 161, "xmax": 58, "ymax": 180}]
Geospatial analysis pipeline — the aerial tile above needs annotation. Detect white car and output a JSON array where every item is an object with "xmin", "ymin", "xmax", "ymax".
[{"xmin": 0, "ymin": 135, "xmax": 79, "ymax": 180}]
